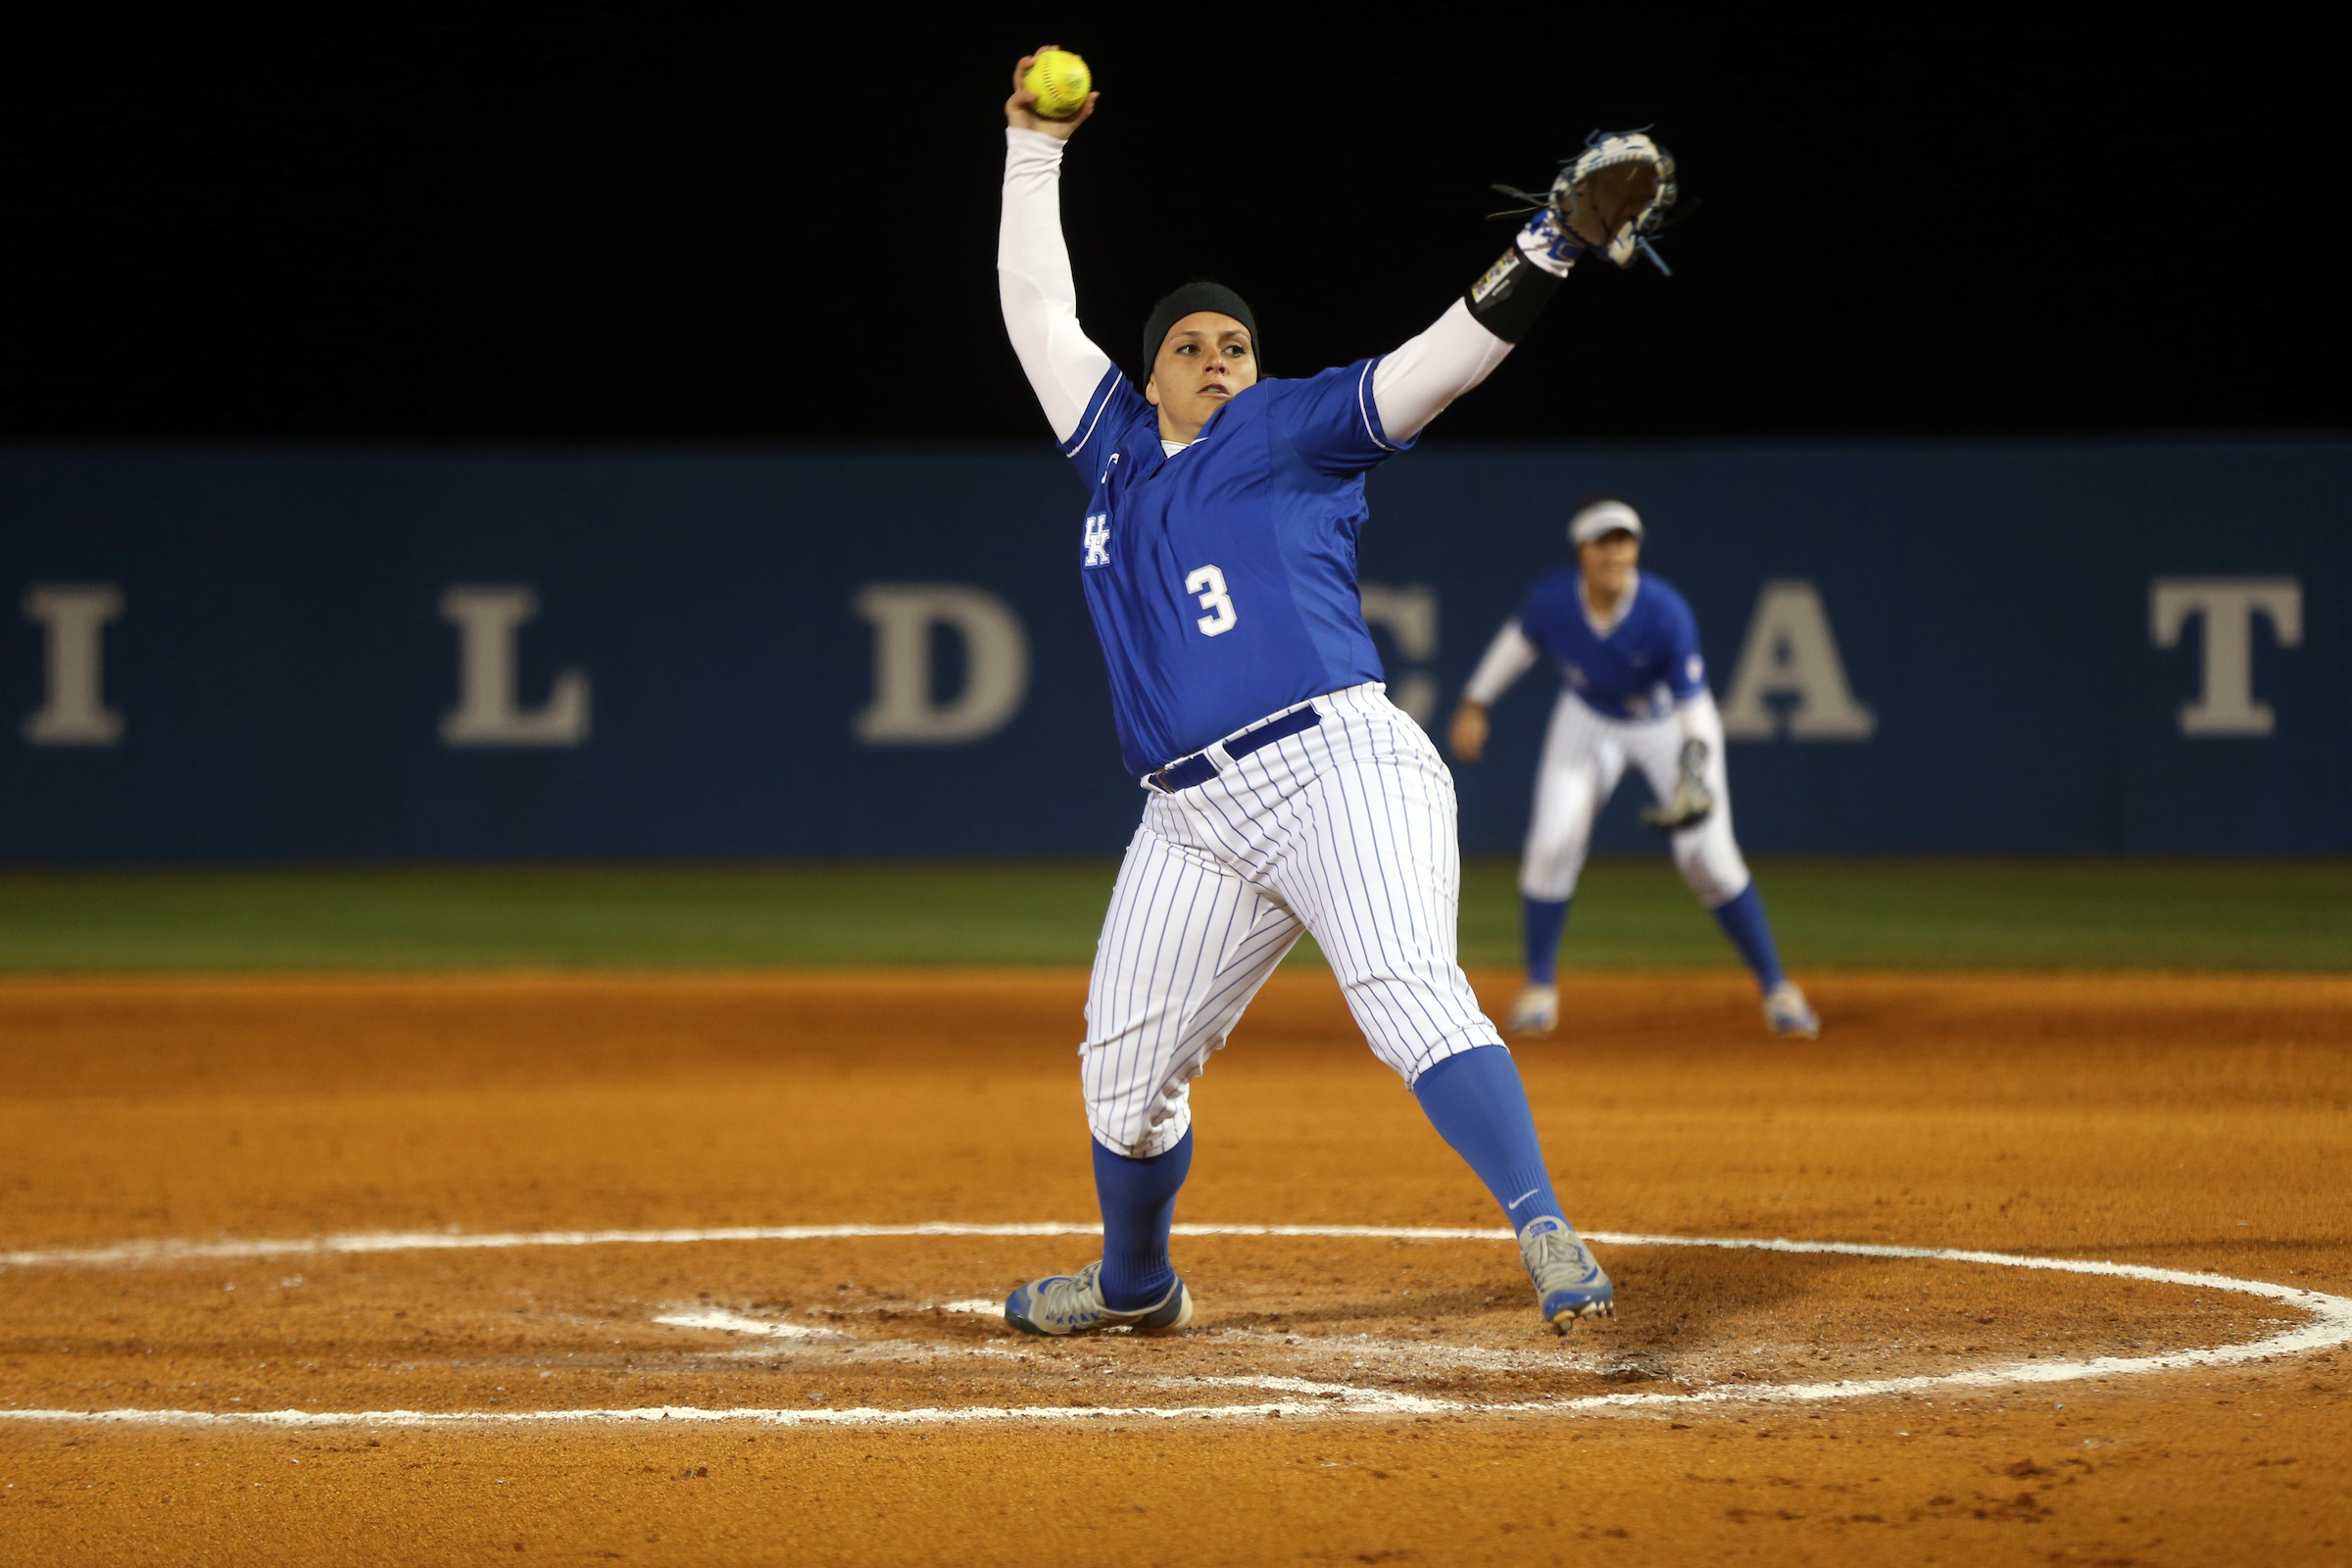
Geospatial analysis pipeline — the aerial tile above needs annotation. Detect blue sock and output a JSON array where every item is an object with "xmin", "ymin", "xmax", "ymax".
[
  {"xmin": 1092, "ymin": 1129, "xmax": 1192, "ymax": 1311},
  {"xmin": 1711, "ymin": 883, "xmax": 1788, "ymax": 993},
  {"xmin": 1411, "ymin": 1046, "xmax": 1563, "ymax": 1231},
  {"xmin": 1522, "ymin": 896, "xmax": 1570, "ymax": 985}
]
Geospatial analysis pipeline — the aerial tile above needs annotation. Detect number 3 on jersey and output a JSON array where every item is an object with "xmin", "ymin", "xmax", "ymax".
[{"xmin": 1186, "ymin": 564, "xmax": 1238, "ymax": 637}]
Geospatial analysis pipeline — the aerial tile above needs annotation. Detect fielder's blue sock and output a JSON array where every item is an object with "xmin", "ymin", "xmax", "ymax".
[
  {"xmin": 1521, "ymin": 896, "xmax": 1570, "ymax": 986},
  {"xmin": 1411, "ymin": 1046, "xmax": 1564, "ymax": 1230},
  {"xmin": 1711, "ymin": 883, "xmax": 1788, "ymax": 993},
  {"xmin": 1092, "ymin": 1129, "xmax": 1193, "ymax": 1312}
]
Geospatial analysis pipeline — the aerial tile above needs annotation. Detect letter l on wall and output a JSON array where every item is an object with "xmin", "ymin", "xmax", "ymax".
[{"xmin": 439, "ymin": 586, "xmax": 592, "ymax": 747}]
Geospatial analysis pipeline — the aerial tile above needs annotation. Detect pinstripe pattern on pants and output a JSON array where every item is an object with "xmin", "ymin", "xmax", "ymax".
[{"xmin": 1084, "ymin": 682, "xmax": 1504, "ymax": 1157}]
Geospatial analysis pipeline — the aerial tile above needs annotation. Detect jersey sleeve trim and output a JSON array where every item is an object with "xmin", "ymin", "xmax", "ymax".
[
  {"xmin": 1057, "ymin": 364, "xmax": 1129, "ymax": 460},
  {"xmin": 1356, "ymin": 360, "xmax": 1400, "ymax": 453}
]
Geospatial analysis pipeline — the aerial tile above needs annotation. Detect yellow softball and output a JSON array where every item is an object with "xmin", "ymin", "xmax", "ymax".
[{"xmin": 1021, "ymin": 49, "xmax": 1091, "ymax": 120}]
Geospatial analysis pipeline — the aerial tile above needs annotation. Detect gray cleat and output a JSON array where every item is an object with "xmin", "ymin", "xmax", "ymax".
[
  {"xmin": 1506, "ymin": 983, "xmax": 1560, "ymax": 1037},
  {"xmin": 1518, "ymin": 1215, "xmax": 1614, "ymax": 1332},
  {"xmin": 1004, "ymin": 1260, "xmax": 1194, "ymax": 1337},
  {"xmin": 1764, "ymin": 981, "xmax": 1820, "ymax": 1039}
]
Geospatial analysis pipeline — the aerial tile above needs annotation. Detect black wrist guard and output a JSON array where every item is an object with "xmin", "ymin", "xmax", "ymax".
[{"xmin": 1463, "ymin": 247, "xmax": 1563, "ymax": 344}]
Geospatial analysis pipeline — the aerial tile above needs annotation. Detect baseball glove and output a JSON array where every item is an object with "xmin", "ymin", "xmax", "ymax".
[
  {"xmin": 1496, "ymin": 129, "xmax": 1679, "ymax": 272},
  {"xmin": 1641, "ymin": 738, "xmax": 1715, "ymax": 833}
]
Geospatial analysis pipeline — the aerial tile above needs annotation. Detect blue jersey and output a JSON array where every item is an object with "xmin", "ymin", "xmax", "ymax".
[
  {"xmin": 1062, "ymin": 358, "xmax": 1410, "ymax": 774},
  {"xmin": 1518, "ymin": 569, "xmax": 1707, "ymax": 721}
]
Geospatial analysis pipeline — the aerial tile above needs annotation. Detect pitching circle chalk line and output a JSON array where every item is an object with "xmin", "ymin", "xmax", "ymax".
[{"xmin": 5, "ymin": 1223, "xmax": 2346, "ymax": 1430}]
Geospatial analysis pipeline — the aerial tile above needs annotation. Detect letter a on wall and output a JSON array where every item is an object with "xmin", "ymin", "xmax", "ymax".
[{"xmin": 1720, "ymin": 579, "xmax": 1876, "ymax": 740}]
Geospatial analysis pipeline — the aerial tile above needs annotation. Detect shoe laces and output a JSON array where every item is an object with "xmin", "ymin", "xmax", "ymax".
[
  {"xmin": 1522, "ymin": 1224, "xmax": 1604, "ymax": 1293},
  {"xmin": 1027, "ymin": 1261, "xmax": 1108, "ymax": 1330}
]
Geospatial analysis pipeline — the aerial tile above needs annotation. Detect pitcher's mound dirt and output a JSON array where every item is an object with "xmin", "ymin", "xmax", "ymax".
[{"xmin": 2, "ymin": 968, "xmax": 2349, "ymax": 1565}]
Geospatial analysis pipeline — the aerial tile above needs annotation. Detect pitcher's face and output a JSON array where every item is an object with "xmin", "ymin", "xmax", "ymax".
[{"xmin": 1145, "ymin": 312, "xmax": 1257, "ymax": 437}]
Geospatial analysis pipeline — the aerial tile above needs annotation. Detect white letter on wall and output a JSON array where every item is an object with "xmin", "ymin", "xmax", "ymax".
[
  {"xmin": 853, "ymin": 583, "xmax": 1030, "ymax": 745},
  {"xmin": 1720, "ymin": 579, "xmax": 1876, "ymax": 740},
  {"xmin": 1359, "ymin": 582, "xmax": 1440, "ymax": 725},
  {"xmin": 23, "ymin": 583, "xmax": 125, "ymax": 746},
  {"xmin": 2149, "ymin": 576, "xmax": 2302, "ymax": 737},
  {"xmin": 438, "ymin": 585, "xmax": 591, "ymax": 747}
]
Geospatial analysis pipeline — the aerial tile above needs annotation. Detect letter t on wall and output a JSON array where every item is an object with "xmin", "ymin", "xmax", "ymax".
[
  {"xmin": 23, "ymin": 583, "xmax": 125, "ymax": 747},
  {"xmin": 2149, "ymin": 577, "xmax": 2302, "ymax": 737}
]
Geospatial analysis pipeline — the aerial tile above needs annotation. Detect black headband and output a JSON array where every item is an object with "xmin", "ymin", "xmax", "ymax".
[{"xmin": 1140, "ymin": 282, "xmax": 1260, "ymax": 380}]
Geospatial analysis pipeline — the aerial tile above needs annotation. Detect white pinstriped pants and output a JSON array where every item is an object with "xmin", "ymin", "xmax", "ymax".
[
  {"xmin": 1083, "ymin": 682, "xmax": 1503, "ymax": 1158},
  {"xmin": 1520, "ymin": 690, "xmax": 1751, "ymax": 907}
]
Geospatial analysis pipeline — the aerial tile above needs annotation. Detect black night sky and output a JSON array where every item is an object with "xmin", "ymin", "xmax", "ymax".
[{"xmin": 5, "ymin": 11, "xmax": 2340, "ymax": 445}]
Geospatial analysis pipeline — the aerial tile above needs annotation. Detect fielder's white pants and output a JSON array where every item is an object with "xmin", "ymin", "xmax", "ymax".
[
  {"xmin": 1520, "ymin": 691, "xmax": 1752, "ymax": 908},
  {"xmin": 1084, "ymin": 682, "xmax": 1501, "ymax": 1158}
]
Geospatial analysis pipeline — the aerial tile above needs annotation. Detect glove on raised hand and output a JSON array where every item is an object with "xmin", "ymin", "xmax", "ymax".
[
  {"xmin": 1549, "ymin": 130, "xmax": 1678, "ymax": 270},
  {"xmin": 1468, "ymin": 128, "xmax": 1680, "ymax": 341}
]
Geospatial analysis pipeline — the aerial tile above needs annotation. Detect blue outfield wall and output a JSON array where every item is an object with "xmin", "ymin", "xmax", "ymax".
[{"xmin": 0, "ymin": 440, "xmax": 2343, "ymax": 861}]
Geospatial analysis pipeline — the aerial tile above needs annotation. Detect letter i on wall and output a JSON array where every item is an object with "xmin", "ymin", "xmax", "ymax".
[{"xmin": 23, "ymin": 584, "xmax": 125, "ymax": 747}]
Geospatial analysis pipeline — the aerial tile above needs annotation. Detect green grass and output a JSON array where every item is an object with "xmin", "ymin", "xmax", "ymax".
[
  {"xmin": 1460, "ymin": 858, "xmax": 2352, "ymax": 972},
  {"xmin": 0, "ymin": 859, "xmax": 2345, "ymax": 974}
]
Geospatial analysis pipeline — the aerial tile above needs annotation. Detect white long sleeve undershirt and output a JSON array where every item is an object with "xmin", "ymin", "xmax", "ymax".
[
  {"xmin": 999, "ymin": 128, "xmax": 1512, "ymax": 447},
  {"xmin": 999, "ymin": 130, "xmax": 1112, "ymax": 443},
  {"xmin": 1462, "ymin": 619, "xmax": 1542, "ymax": 707},
  {"xmin": 1369, "ymin": 298, "xmax": 1513, "ymax": 441},
  {"xmin": 1677, "ymin": 688, "xmax": 1727, "ymax": 752}
]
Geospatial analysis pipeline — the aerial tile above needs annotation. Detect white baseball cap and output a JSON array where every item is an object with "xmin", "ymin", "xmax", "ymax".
[{"xmin": 1569, "ymin": 499, "xmax": 1644, "ymax": 546}]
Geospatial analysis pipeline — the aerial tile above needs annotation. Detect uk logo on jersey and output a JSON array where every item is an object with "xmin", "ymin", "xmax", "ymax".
[{"xmin": 1082, "ymin": 514, "xmax": 1111, "ymax": 569}]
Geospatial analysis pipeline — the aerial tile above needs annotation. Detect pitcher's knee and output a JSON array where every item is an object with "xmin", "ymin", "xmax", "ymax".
[
  {"xmin": 1087, "ymin": 1090, "xmax": 1193, "ymax": 1160},
  {"xmin": 1396, "ymin": 1023, "xmax": 1508, "ymax": 1089}
]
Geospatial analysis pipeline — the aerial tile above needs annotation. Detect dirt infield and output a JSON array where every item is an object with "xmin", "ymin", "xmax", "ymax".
[{"xmin": 3, "ymin": 968, "xmax": 2349, "ymax": 1565}]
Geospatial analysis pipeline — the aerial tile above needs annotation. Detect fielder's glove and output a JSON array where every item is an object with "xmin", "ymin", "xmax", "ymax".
[
  {"xmin": 1496, "ymin": 129, "xmax": 1679, "ymax": 274},
  {"xmin": 1641, "ymin": 738, "xmax": 1715, "ymax": 833}
]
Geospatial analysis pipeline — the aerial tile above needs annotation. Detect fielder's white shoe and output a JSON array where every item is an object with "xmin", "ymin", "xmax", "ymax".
[
  {"xmin": 1506, "ymin": 983, "xmax": 1559, "ymax": 1037},
  {"xmin": 1764, "ymin": 981, "xmax": 1819, "ymax": 1039}
]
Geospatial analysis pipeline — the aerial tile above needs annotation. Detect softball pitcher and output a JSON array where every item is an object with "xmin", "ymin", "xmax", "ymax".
[{"xmin": 995, "ymin": 47, "xmax": 1678, "ymax": 1337}]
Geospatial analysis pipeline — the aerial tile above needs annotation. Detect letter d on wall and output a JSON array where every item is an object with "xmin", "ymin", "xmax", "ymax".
[{"xmin": 853, "ymin": 584, "xmax": 1030, "ymax": 745}]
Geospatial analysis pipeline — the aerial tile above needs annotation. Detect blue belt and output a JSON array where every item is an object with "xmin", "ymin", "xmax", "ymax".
[{"xmin": 1147, "ymin": 704, "xmax": 1323, "ymax": 794}]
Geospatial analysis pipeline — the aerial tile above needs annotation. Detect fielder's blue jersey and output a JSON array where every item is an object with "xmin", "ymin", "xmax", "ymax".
[
  {"xmin": 1518, "ymin": 569, "xmax": 1707, "ymax": 721},
  {"xmin": 1061, "ymin": 359, "xmax": 1410, "ymax": 774}
]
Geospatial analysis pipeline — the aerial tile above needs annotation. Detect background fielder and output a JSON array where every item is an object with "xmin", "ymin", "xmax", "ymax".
[
  {"xmin": 992, "ymin": 50, "xmax": 1676, "ymax": 1337},
  {"xmin": 1449, "ymin": 498, "xmax": 1818, "ymax": 1039}
]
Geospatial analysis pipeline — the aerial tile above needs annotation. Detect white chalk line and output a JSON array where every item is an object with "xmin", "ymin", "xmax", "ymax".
[
  {"xmin": 4, "ymin": 1222, "xmax": 2346, "ymax": 1430},
  {"xmin": 649, "ymin": 1306, "xmax": 840, "ymax": 1341},
  {"xmin": 0, "ymin": 1222, "xmax": 1470, "ymax": 1270}
]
